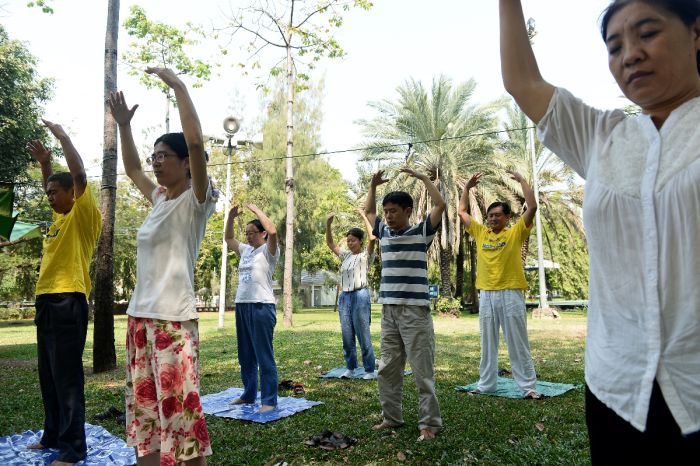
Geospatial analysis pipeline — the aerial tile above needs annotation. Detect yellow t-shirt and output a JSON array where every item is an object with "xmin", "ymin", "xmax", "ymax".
[
  {"xmin": 466, "ymin": 216, "xmax": 533, "ymax": 291},
  {"xmin": 35, "ymin": 183, "xmax": 102, "ymax": 297}
]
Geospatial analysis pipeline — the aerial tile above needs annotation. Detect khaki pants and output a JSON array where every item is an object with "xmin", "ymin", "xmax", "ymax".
[{"xmin": 377, "ymin": 304, "xmax": 442, "ymax": 433}]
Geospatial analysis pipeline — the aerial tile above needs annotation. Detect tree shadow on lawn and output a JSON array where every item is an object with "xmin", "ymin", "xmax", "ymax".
[{"xmin": 0, "ymin": 312, "xmax": 589, "ymax": 465}]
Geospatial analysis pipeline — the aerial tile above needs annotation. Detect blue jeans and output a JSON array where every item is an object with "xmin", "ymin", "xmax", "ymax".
[
  {"xmin": 338, "ymin": 288, "xmax": 376, "ymax": 372},
  {"xmin": 235, "ymin": 302, "xmax": 278, "ymax": 406}
]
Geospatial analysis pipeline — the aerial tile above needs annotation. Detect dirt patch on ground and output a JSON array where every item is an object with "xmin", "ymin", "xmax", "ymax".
[{"xmin": 0, "ymin": 358, "xmax": 37, "ymax": 369}]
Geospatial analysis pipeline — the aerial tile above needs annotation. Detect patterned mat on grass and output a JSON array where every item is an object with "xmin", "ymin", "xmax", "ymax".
[
  {"xmin": 0, "ymin": 423, "xmax": 135, "ymax": 466},
  {"xmin": 456, "ymin": 376, "xmax": 583, "ymax": 398},
  {"xmin": 319, "ymin": 367, "xmax": 412, "ymax": 379},
  {"xmin": 201, "ymin": 388, "xmax": 323, "ymax": 423}
]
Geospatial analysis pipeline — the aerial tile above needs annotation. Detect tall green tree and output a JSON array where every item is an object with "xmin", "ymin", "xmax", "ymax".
[
  {"xmin": 355, "ymin": 75, "xmax": 508, "ymax": 301},
  {"xmin": 0, "ymin": 25, "xmax": 56, "ymax": 183},
  {"xmin": 122, "ymin": 5, "xmax": 215, "ymax": 132},
  {"xmin": 218, "ymin": 0, "xmax": 372, "ymax": 327}
]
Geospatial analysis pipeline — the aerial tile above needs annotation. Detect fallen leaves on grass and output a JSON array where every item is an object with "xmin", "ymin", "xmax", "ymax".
[
  {"xmin": 535, "ymin": 423, "xmax": 545, "ymax": 432},
  {"xmin": 397, "ymin": 452, "xmax": 406, "ymax": 461}
]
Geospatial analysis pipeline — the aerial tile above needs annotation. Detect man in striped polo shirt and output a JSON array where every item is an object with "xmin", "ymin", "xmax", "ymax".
[{"xmin": 364, "ymin": 168, "xmax": 446, "ymax": 440}]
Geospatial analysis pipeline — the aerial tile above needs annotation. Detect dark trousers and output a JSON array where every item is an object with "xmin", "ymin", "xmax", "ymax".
[
  {"xmin": 35, "ymin": 293, "xmax": 89, "ymax": 463},
  {"xmin": 586, "ymin": 381, "xmax": 700, "ymax": 465}
]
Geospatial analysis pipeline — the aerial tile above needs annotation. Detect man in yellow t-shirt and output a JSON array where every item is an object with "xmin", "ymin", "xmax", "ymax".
[
  {"xmin": 458, "ymin": 170, "xmax": 538, "ymax": 399},
  {"xmin": 24, "ymin": 120, "xmax": 102, "ymax": 466}
]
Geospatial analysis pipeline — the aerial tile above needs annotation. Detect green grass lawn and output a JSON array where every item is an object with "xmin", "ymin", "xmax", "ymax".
[{"xmin": 0, "ymin": 306, "xmax": 589, "ymax": 465}]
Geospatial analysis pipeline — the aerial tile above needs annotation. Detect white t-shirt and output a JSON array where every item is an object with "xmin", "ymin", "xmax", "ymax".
[
  {"xmin": 338, "ymin": 248, "xmax": 375, "ymax": 292},
  {"xmin": 235, "ymin": 243, "xmax": 280, "ymax": 304},
  {"xmin": 127, "ymin": 183, "xmax": 217, "ymax": 321}
]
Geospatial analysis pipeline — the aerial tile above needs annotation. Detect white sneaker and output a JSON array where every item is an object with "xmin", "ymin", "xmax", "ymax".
[
  {"xmin": 340, "ymin": 369, "xmax": 355, "ymax": 378},
  {"xmin": 362, "ymin": 372, "xmax": 377, "ymax": 380}
]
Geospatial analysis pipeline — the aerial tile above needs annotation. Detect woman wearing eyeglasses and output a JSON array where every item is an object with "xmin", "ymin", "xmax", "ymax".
[
  {"xmin": 108, "ymin": 68, "xmax": 216, "ymax": 466},
  {"xmin": 224, "ymin": 203, "xmax": 280, "ymax": 413}
]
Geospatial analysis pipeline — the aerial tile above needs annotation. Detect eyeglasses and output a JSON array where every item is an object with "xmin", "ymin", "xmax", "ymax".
[
  {"xmin": 245, "ymin": 231, "xmax": 262, "ymax": 237},
  {"xmin": 146, "ymin": 152, "xmax": 177, "ymax": 165}
]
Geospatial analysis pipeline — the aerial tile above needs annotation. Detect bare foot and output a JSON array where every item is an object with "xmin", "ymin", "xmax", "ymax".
[
  {"xmin": 469, "ymin": 389, "xmax": 481, "ymax": 394},
  {"xmin": 49, "ymin": 461, "xmax": 76, "ymax": 466},
  {"xmin": 258, "ymin": 405, "xmax": 275, "ymax": 413},
  {"xmin": 372, "ymin": 422, "xmax": 392, "ymax": 431},
  {"xmin": 27, "ymin": 443, "xmax": 47, "ymax": 450},
  {"xmin": 525, "ymin": 392, "xmax": 538, "ymax": 399},
  {"xmin": 419, "ymin": 429, "xmax": 436, "ymax": 440},
  {"xmin": 229, "ymin": 398, "xmax": 255, "ymax": 406}
]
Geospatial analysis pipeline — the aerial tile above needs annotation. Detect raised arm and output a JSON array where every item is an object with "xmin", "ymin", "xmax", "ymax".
[
  {"xmin": 507, "ymin": 169, "xmax": 537, "ymax": 227},
  {"xmin": 326, "ymin": 215, "xmax": 340, "ymax": 256},
  {"xmin": 500, "ymin": 0, "xmax": 555, "ymax": 124},
  {"xmin": 458, "ymin": 173, "xmax": 482, "ymax": 230},
  {"xmin": 246, "ymin": 203, "xmax": 277, "ymax": 256},
  {"xmin": 356, "ymin": 209, "xmax": 377, "ymax": 255},
  {"xmin": 400, "ymin": 168, "xmax": 446, "ymax": 230},
  {"xmin": 25, "ymin": 140, "xmax": 54, "ymax": 192},
  {"xmin": 364, "ymin": 170, "xmax": 389, "ymax": 230},
  {"xmin": 224, "ymin": 204, "xmax": 243, "ymax": 255},
  {"xmin": 40, "ymin": 120, "xmax": 87, "ymax": 198},
  {"xmin": 108, "ymin": 91, "xmax": 157, "ymax": 202},
  {"xmin": 146, "ymin": 67, "xmax": 208, "ymax": 204}
]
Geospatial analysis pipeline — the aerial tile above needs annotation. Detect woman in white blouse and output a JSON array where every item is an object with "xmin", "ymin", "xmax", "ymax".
[
  {"xmin": 500, "ymin": 0, "xmax": 700, "ymax": 462},
  {"xmin": 326, "ymin": 210, "xmax": 377, "ymax": 379}
]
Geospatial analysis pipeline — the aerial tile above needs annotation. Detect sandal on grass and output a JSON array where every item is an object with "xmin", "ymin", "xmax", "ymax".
[
  {"xmin": 304, "ymin": 428, "xmax": 333, "ymax": 447},
  {"xmin": 93, "ymin": 406, "xmax": 123, "ymax": 421},
  {"xmin": 294, "ymin": 383, "xmax": 305, "ymax": 396},
  {"xmin": 278, "ymin": 379, "xmax": 294, "ymax": 390},
  {"xmin": 319, "ymin": 432, "xmax": 358, "ymax": 451}
]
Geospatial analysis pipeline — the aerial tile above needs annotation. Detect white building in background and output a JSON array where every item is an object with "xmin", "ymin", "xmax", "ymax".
[{"xmin": 271, "ymin": 270, "xmax": 340, "ymax": 308}]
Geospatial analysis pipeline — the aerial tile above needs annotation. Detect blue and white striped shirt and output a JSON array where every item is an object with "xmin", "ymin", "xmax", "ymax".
[{"xmin": 373, "ymin": 216, "xmax": 438, "ymax": 307}]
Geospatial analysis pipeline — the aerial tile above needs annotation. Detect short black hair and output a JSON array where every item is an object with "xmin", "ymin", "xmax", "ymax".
[
  {"xmin": 600, "ymin": 0, "xmax": 700, "ymax": 76},
  {"xmin": 46, "ymin": 172, "xmax": 74, "ymax": 192},
  {"xmin": 153, "ymin": 132, "xmax": 209, "ymax": 178},
  {"xmin": 382, "ymin": 191, "xmax": 413, "ymax": 211},
  {"xmin": 347, "ymin": 228, "xmax": 365, "ymax": 242},
  {"xmin": 487, "ymin": 202, "xmax": 511, "ymax": 216},
  {"xmin": 247, "ymin": 219, "xmax": 267, "ymax": 239}
]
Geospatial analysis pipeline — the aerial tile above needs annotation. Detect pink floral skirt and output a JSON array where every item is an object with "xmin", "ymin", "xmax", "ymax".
[{"xmin": 125, "ymin": 316, "xmax": 212, "ymax": 465}]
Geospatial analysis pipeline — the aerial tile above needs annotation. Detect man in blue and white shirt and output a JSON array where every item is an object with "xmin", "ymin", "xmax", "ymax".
[{"xmin": 364, "ymin": 168, "xmax": 446, "ymax": 440}]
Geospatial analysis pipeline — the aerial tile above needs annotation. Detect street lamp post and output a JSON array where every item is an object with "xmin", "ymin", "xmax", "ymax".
[
  {"xmin": 527, "ymin": 18, "xmax": 558, "ymax": 319},
  {"xmin": 205, "ymin": 119, "xmax": 263, "ymax": 329}
]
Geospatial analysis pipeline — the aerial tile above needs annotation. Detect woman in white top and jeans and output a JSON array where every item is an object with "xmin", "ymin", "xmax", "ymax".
[
  {"xmin": 109, "ymin": 68, "xmax": 216, "ymax": 466},
  {"xmin": 225, "ymin": 203, "xmax": 280, "ymax": 413},
  {"xmin": 326, "ymin": 210, "xmax": 377, "ymax": 379},
  {"xmin": 500, "ymin": 0, "xmax": 700, "ymax": 463}
]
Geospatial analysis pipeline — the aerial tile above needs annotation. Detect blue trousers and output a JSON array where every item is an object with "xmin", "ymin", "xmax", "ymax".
[
  {"xmin": 338, "ymin": 288, "xmax": 376, "ymax": 372},
  {"xmin": 235, "ymin": 302, "xmax": 278, "ymax": 406},
  {"xmin": 35, "ymin": 293, "xmax": 89, "ymax": 464}
]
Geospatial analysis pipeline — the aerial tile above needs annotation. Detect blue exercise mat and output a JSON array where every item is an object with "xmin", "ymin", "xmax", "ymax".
[
  {"xmin": 201, "ymin": 388, "xmax": 323, "ymax": 423},
  {"xmin": 319, "ymin": 367, "xmax": 412, "ymax": 379},
  {"xmin": 0, "ymin": 423, "xmax": 135, "ymax": 466},
  {"xmin": 455, "ymin": 376, "xmax": 582, "ymax": 398}
]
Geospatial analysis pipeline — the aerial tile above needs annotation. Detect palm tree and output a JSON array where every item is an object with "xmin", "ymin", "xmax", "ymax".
[
  {"xmin": 499, "ymin": 103, "xmax": 586, "ymax": 272},
  {"xmin": 354, "ymin": 75, "xmax": 511, "ymax": 302}
]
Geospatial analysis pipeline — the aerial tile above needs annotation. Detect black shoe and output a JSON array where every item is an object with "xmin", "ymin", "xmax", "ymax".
[
  {"xmin": 117, "ymin": 412, "xmax": 126, "ymax": 424},
  {"xmin": 94, "ymin": 406, "xmax": 124, "ymax": 421}
]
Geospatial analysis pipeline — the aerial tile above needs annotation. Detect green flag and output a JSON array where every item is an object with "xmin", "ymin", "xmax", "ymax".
[{"xmin": 0, "ymin": 183, "xmax": 14, "ymax": 218}]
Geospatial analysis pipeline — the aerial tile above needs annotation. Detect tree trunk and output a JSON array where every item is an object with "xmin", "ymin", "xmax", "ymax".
[
  {"xmin": 282, "ymin": 33, "xmax": 294, "ymax": 328},
  {"xmin": 468, "ymin": 236, "xmax": 479, "ymax": 313},
  {"xmin": 438, "ymin": 228, "xmax": 452, "ymax": 300},
  {"xmin": 165, "ymin": 88, "xmax": 170, "ymax": 133},
  {"xmin": 521, "ymin": 236, "xmax": 530, "ymax": 267},
  {"xmin": 93, "ymin": 0, "xmax": 119, "ymax": 373},
  {"xmin": 455, "ymin": 234, "xmax": 464, "ymax": 301}
]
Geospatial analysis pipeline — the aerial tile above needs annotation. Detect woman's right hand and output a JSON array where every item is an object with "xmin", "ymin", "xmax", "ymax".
[
  {"xmin": 108, "ymin": 91, "xmax": 139, "ymax": 126},
  {"xmin": 229, "ymin": 204, "xmax": 242, "ymax": 219}
]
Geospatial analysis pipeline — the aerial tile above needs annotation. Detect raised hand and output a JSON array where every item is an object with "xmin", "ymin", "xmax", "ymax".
[
  {"xmin": 370, "ymin": 170, "xmax": 390, "ymax": 187},
  {"xmin": 400, "ymin": 168, "xmax": 427, "ymax": 180},
  {"xmin": 229, "ymin": 204, "xmax": 243, "ymax": 219},
  {"xmin": 505, "ymin": 169, "xmax": 526, "ymax": 183},
  {"xmin": 41, "ymin": 119, "xmax": 69, "ymax": 141},
  {"xmin": 146, "ymin": 67, "xmax": 183, "ymax": 89},
  {"xmin": 355, "ymin": 209, "xmax": 367, "ymax": 218},
  {"xmin": 108, "ymin": 91, "xmax": 139, "ymax": 126},
  {"xmin": 25, "ymin": 140, "xmax": 52, "ymax": 165},
  {"xmin": 245, "ymin": 203, "xmax": 261, "ymax": 214},
  {"xmin": 327, "ymin": 214, "xmax": 335, "ymax": 225},
  {"xmin": 466, "ymin": 173, "xmax": 483, "ymax": 189}
]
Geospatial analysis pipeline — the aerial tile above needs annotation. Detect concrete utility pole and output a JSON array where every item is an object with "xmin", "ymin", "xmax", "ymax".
[{"xmin": 526, "ymin": 18, "xmax": 559, "ymax": 320}]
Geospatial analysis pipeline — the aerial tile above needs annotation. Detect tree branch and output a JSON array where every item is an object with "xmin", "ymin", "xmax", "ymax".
[{"xmin": 0, "ymin": 237, "xmax": 36, "ymax": 249}]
